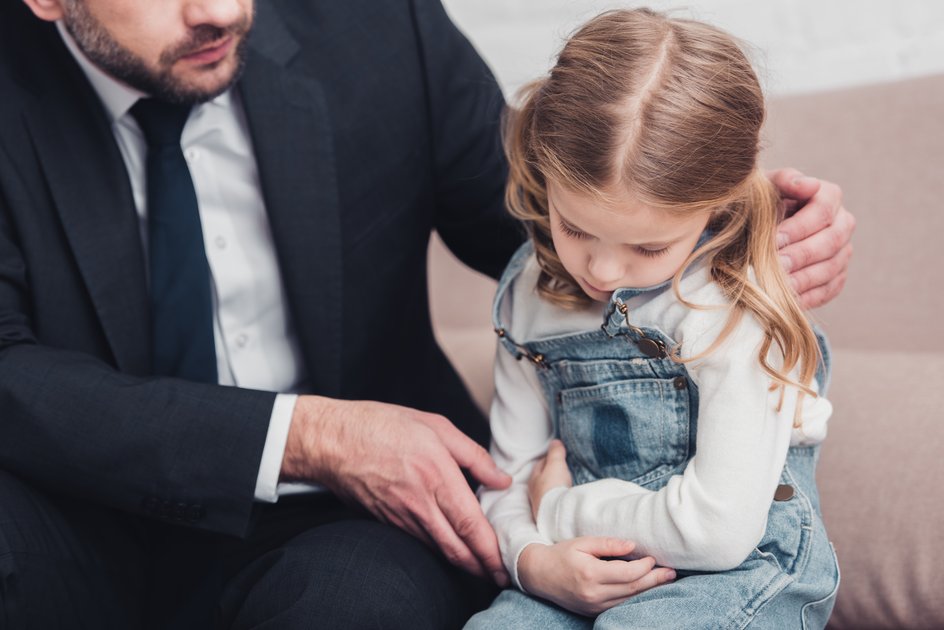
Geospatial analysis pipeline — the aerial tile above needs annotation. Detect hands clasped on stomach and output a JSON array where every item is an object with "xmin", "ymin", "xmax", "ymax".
[{"xmin": 519, "ymin": 440, "xmax": 677, "ymax": 616}]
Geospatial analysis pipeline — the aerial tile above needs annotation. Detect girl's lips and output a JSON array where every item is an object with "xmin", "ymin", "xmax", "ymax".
[
  {"xmin": 180, "ymin": 37, "xmax": 234, "ymax": 66},
  {"xmin": 582, "ymin": 278, "xmax": 613, "ymax": 294}
]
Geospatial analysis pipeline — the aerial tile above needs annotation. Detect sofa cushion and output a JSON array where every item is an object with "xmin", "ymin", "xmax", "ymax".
[{"xmin": 820, "ymin": 349, "xmax": 944, "ymax": 629}]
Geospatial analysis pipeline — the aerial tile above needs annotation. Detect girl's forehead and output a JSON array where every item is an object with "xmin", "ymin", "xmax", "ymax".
[
  {"xmin": 548, "ymin": 180, "xmax": 709, "ymax": 240},
  {"xmin": 548, "ymin": 180, "xmax": 659, "ymax": 222}
]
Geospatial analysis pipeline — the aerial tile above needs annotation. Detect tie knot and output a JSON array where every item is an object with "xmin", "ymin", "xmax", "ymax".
[{"xmin": 131, "ymin": 98, "xmax": 193, "ymax": 147}]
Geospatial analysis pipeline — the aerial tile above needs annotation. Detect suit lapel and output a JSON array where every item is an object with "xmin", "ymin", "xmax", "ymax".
[
  {"xmin": 20, "ymin": 6, "xmax": 343, "ymax": 390},
  {"xmin": 23, "ymin": 61, "xmax": 151, "ymax": 375},
  {"xmin": 238, "ymin": 6, "xmax": 343, "ymax": 397}
]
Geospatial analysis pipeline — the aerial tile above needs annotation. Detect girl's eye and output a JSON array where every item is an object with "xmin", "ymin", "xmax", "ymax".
[
  {"xmin": 558, "ymin": 220, "xmax": 590, "ymax": 240},
  {"xmin": 636, "ymin": 246, "xmax": 670, "ymax": 258}
]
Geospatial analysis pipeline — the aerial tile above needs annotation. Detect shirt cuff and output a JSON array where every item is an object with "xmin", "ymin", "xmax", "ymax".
[{"xmin": 253, "ymin": 393, "xmax": 298, "ymax": 503}]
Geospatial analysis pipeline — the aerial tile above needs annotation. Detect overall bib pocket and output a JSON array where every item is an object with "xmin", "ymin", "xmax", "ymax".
[{"xmin": 557, "ymin": 375, "xmax": 691, "ymax": 487}]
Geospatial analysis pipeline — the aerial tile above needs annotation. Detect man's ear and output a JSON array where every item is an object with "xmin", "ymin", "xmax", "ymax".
[{"xmin": 22, "ymin": 0, "xmax": 66, "ymax": 22}]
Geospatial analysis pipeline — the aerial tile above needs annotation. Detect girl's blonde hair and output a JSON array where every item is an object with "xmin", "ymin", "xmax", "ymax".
[{"xmin": 504, "ymin": 8, "xmax": 820, "ymax": 423}]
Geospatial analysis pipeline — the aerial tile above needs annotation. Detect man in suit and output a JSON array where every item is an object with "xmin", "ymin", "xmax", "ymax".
[{"xmin": 0, "ymin": 0, "xmax": 854, "ymax": 627}]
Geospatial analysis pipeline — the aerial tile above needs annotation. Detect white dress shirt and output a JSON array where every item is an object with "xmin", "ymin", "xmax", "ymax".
[{"xmin": 58, "ymin": 23, "xmax": 316, "ymax": 502}]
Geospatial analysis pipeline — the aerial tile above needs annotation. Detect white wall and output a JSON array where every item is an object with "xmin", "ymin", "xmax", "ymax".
[{"xmin": 443, "ymin": 0, "xmax": 944, "ymax": 97}]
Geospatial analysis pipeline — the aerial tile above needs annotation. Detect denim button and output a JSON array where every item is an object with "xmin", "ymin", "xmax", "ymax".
[
  {"xmin": 673, "ymin": 376, "xmax": 687, "ymax": 390},
  {"xmin": 774, "ymin": 484, "xmax": 795, "ymax": 501},
  {"xmin": 638, "ymin": 338, "xmax": 665, "ymax": 358}
]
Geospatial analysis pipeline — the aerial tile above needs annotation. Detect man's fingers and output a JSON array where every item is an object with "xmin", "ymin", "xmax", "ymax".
[
  {"xmin": 776, "ymin": 179, "xmax": 843, "ymax": 251},
  {"xmin": 798, "ymin": 270, "xmax": 848, "ymax": 310},
  {"xmin": 788, "ymin": 242, "xmax": 853, "ymax": 300},
  {"xmin": 421, "ymin": 414, "xmax": 511, "ymax": 489},
  {"xmin": 767, "ymin": 168, "xmax": 821, "ymax": 204},
  {"xmin": 779, "ymin": 204, "xmax": 852, "ymax": 274},
  {"xmin": 436, "ymin": 472, "xmax": 510, "ymax": 585},
  {"xmin": 422, "ymin": 501, "xmax": 490, "ymax": 580}
]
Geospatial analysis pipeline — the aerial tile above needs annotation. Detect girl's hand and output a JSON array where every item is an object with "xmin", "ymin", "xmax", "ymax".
[
  {"xmin": 768, "ymin": 168, "xmax": 855, "ymax": 309},
  {"xmin": 528, "ymin": 439, "xmax": 573, "ymax": 521},
  {"xmin": 518, "ymin": 538, "xmax": 676, "ymax": 617}
]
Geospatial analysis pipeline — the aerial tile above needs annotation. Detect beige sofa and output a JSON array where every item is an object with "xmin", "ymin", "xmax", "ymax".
[{"xmin": 428, "ymin": 74, "xmax": 944, "ymax": 629}]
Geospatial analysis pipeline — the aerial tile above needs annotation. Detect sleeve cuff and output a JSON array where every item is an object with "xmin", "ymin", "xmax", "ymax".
[
  {"xmin": 507, "ymin": 535, "xmax": 552, "ymax": 592},
  {"xmin": 253, "ymin": 393, "xmax": 298, "ymax": 503}
]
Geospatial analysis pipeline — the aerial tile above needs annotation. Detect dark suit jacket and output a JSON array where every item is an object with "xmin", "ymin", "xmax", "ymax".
[{"xmin": 0, "ymin": 0, "xmax": 521, "ymax": 537}]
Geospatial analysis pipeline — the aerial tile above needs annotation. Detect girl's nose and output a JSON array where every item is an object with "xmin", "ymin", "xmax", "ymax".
[{"xmin": 586, "ymin": 249, "xmax": 624, "ymax": 288}]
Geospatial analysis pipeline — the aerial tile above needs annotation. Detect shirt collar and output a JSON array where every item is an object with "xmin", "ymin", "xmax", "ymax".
[{"xmin": 56, "ymin": 21, "xmax": 231, "ymax": 123}]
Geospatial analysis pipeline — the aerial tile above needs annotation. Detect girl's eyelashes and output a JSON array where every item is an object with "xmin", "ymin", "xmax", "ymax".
[
  {"xmin": 557, "ymin": 220, "xmax": 590, "ymax": 240},
  {"xmin": 636, "ymin": 246, "xmax": 671, "ymax": 258},
  {"xmin": 556, "ymin": 217, "xmax": 671, "ymax": 257}
]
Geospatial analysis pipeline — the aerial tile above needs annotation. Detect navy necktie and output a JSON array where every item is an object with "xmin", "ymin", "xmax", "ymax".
[{"xmin": 131, "ymin": 98, "xmax": 218, "ymax": 383}]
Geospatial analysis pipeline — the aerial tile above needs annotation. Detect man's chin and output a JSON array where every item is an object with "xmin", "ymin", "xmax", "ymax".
[
  {"xmin": 174, "ymin": 74, "xmax": 237, "ymax": 102},
  {"xmin": 166, "ymin": 55, "xmax": 245, "ymax": 103}
]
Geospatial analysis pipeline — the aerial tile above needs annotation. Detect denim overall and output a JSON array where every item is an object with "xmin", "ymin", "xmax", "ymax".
[{"xmin": 466, "ymin": 243, "xmax": 840, "ymax": 630}]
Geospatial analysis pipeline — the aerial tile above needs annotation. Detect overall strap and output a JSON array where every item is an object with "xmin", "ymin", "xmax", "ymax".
[{"xmin": 491, "ymin": 241, "xmax": 535, "ymax": 358}]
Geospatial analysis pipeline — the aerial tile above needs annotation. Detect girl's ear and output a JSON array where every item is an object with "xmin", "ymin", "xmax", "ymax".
[{"xmin": 22, "ymin": 0, "xmax": 66, "ymax": 22}]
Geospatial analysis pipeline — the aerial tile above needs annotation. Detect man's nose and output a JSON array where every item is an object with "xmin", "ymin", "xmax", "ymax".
[{"xmin": 183, "ymin": 0, "xmax": 246, "ymax": 29}]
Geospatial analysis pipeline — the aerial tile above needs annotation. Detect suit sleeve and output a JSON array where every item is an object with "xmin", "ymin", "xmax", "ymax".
[
  {"xmin": 0, "ymin": 154, "xmax": 274, "ymax": 538},
  {"xmin": 410, "ymin": 0, "xmax": 524, "ymax": 279}
]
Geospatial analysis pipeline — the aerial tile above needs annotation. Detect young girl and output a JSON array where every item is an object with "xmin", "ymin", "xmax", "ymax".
[{"xmin": 467, "ymin": 9, "xmax": 839, "ymax": 630}]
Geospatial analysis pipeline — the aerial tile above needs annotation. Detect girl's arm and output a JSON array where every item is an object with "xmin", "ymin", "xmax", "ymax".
[
  {"xmin": 532, "ymin": 309, "xmax": 832, "ymax": 572},
  {"xmin": 477, "ymin": 340, "xmax": 555, "ymax": 588},
  {"xmin": 482, "ymin": 341, "xmax": 675, "ymax": 605}
]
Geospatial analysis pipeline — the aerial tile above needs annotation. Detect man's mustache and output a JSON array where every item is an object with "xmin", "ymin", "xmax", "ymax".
[{"xmin": 160, "ymin": 17, "xmax": 251, "ymax": 65}]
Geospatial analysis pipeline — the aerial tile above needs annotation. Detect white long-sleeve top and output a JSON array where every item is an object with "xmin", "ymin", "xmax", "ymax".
[{"xmin": 480, "ymin": 254, "xmax": 831, "ymax": 589}]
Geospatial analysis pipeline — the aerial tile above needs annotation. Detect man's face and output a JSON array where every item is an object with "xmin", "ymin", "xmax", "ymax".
[{"xmin": 61, "ymin": 0, "xmax": 254, "ymax": 104}]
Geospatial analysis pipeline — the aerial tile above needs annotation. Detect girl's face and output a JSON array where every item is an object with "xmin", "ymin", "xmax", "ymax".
[{"xmin": 547, "ymin": 180, "xmax": 712, "ymax": 304}]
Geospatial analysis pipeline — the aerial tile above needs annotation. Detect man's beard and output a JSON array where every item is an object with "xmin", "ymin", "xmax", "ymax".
[{"xmin": 62, "ymin": 1, "xmax": 252, "ymax": 105}]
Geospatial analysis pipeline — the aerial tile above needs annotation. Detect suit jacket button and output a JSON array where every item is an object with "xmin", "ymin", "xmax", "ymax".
[
  {"xmin": 187, "ymin": 505, "xmax": 205, "ymax": 523},
  {"xmin": 172, "ymin": 502, "xmax": 189, "ymax": 521}
]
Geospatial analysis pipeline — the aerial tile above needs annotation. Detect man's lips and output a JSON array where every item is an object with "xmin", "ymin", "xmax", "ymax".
[{"xmin": 179, "ymin": 36, "xmax": 235, "ymax": 65}]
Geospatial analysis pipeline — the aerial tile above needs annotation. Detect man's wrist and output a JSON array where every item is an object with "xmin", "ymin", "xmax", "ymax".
[{"xmin": 281, "ymin": 394, "xmax": 336, "ymax": 483}]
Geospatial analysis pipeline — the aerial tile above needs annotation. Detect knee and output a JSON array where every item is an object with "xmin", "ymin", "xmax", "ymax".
[
  {"xmin": 225, "ymin": 520, "xmax": 475, "ymax": 630},
  {"xmin": 0, "ymin": 469, "xmax": 51, "ymax": 557},
  {"xmin": 0, "ymin": 471, "xmax": 59, "ymax": 612}
]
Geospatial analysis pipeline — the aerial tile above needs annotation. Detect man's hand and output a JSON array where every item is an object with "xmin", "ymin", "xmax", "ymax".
[
  {"xmin": 518, "ymin": 538, "xmax": 676, "ymax": 617},
  {"xmin": 282, "ymin": 396, "xmax": 512, "ymax": 586},
  {"xmin": 768, "ymin": 168, "xmax": 855, "ymax": 309},
  {"xmin": 528, "ymin": 439, "xmax": 573, "ymax": 521}
]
